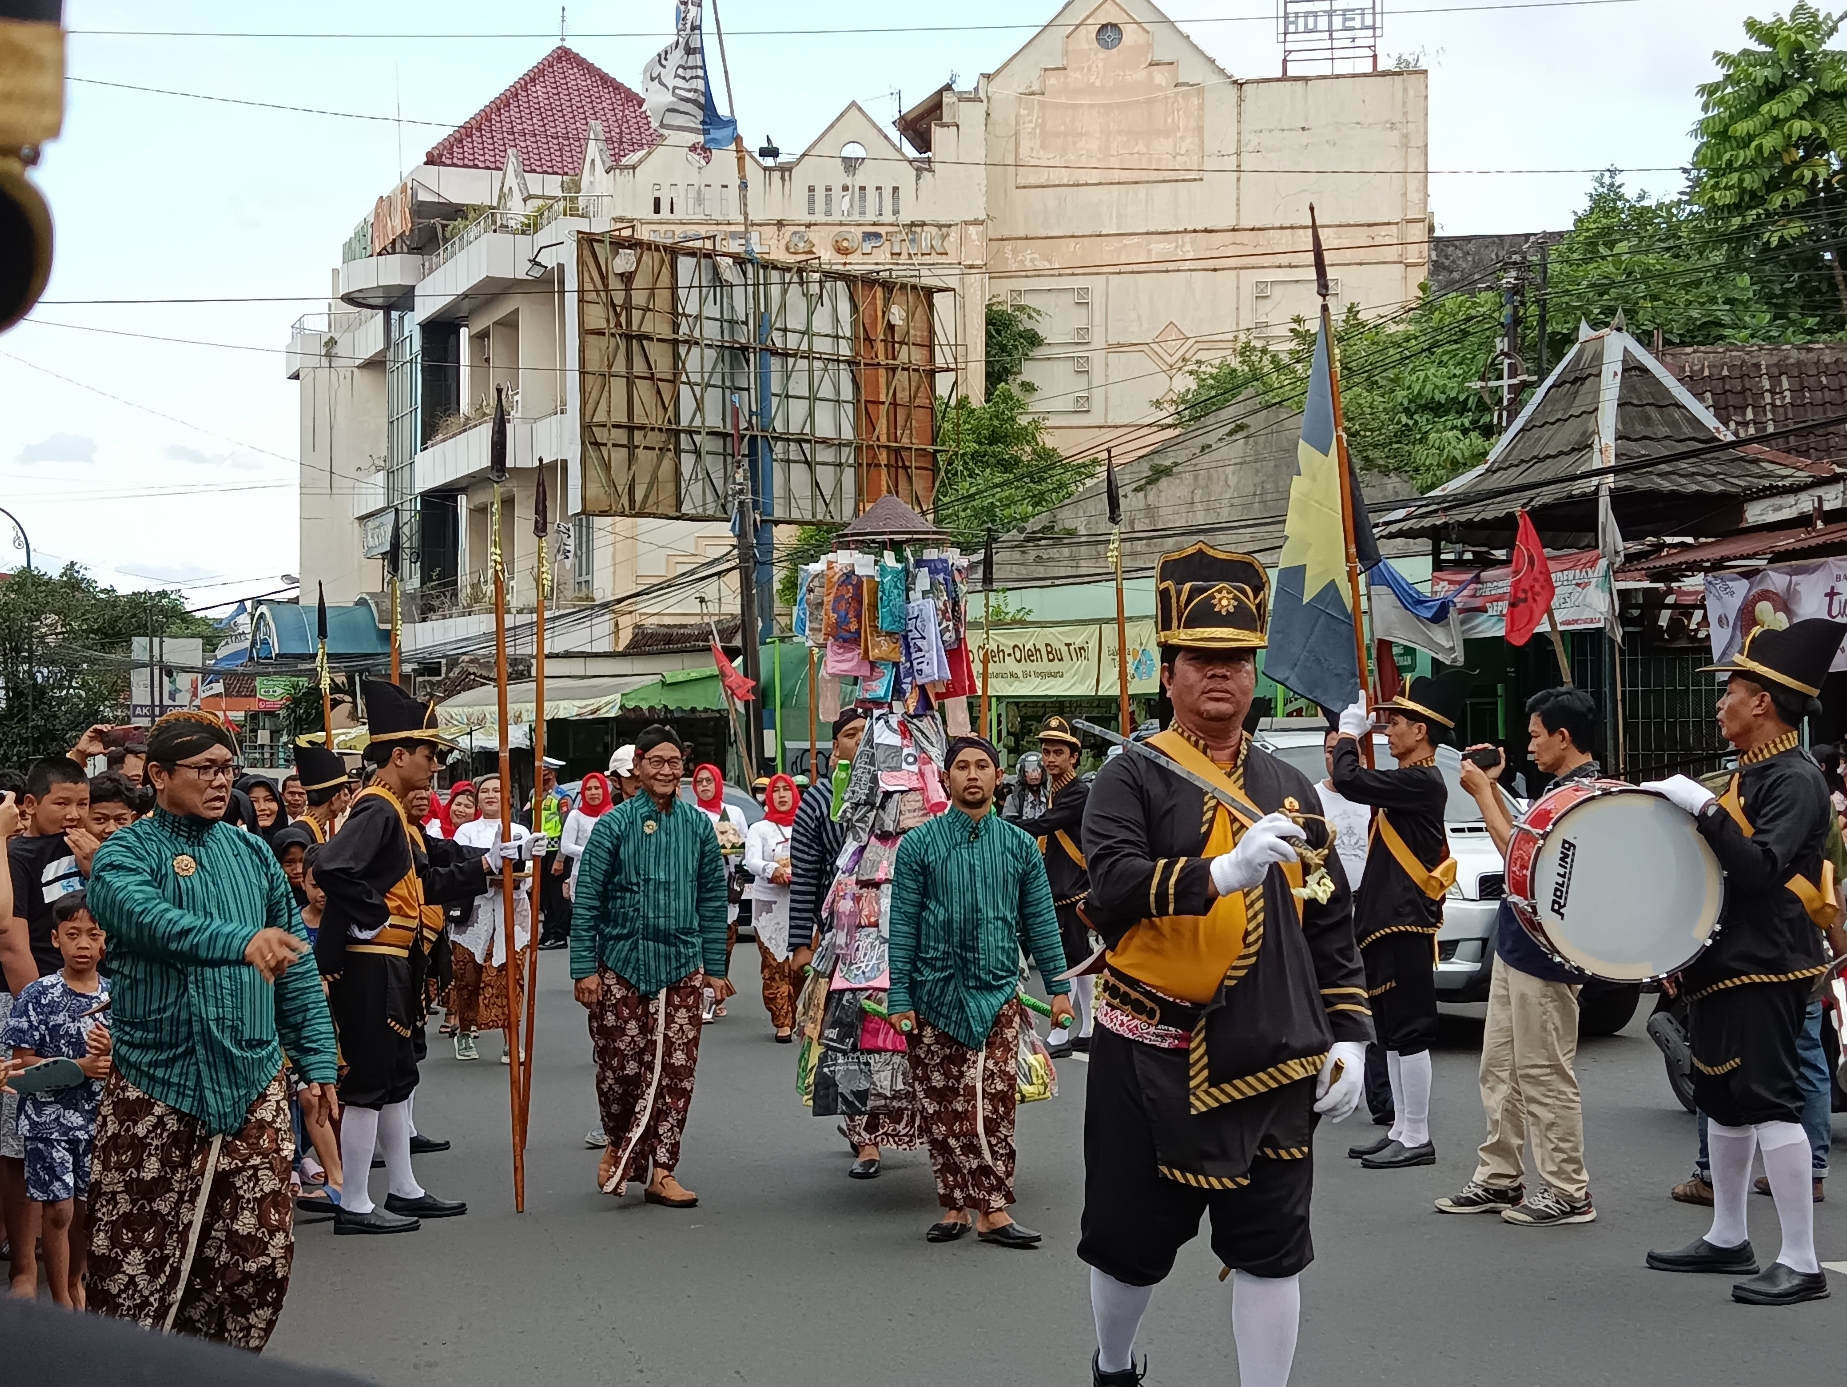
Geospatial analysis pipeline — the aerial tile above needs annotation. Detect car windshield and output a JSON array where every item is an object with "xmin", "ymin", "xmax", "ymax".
[{"xmin": 1255, "ymin": 736, "xmax": 1484, "ymax": 825}]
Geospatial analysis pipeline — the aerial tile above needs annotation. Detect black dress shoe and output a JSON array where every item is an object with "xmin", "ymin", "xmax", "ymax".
[
  {"xmin": 1360, "ymin": 1139, "xmax": 1437, "ymax": 1169},
  {"xmin": 293, "ymin": 1193, "xmax": 338, "ymax": 1222},
  {"xmin": 977, "ymin": 1221, "xmax": 1043, "ymax": 1248},
  {"xmin": 1072, "ymin": 1035, "xmax": 1091, "ymax": 1054},
  {"xmin": 409, "ymin": 1134, "xmax": 450, "ymax": 1154},
  {"xmin": 334, "ymin": 1207, "xmax": 421, "ymax": 1235},
  {"xmin": 926, "ymin": 1220, "xmax": 972, "ymax": 1243},
  {"xmin": 1347, "ymin": 1134, "xmax": 1393, "ymax": 1159},
  {"xmin": 1645, "ymin": 1237, "xmax": 1759, "ymax": 1275},
  {"xmin": 385, "ymin": 1192, "xmax": 468, "ymax": 1219},
  {"xmin": 1733, "ymin": 1262, "xmax": 1830, "ymax": 1305},
  {"xmin": 1047, "ymin": 1039, "xmax": 1075, "ymax": 1059},
  {"xmin": 370, "ymin": 1157, "xmax": 385, "ymax": 1169},
  {"xmin": 1093, "ymin": 1352, "xmax": 1146, "ymax": 1386},
  {"xmin": 849, "ymin": 1158, "xmax": 880, "ymax": 1180}
]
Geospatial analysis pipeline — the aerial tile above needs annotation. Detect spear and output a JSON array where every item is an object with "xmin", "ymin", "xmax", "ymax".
[
  {"xmin": 518, "ymin": 458, "xmax": 551, "ymax": 1150},
  {"xmin": 980, "ymin": 528, "xmax": 994, "ymax": 740},
  {"xmin": 1107, "ymin": 454, "xmax": 1131, "ymax": 737},
  {"xmin": 488, "ymin": 385, "xmax": 526, "ymax": 1210},
  {"xmin": 387, "ymin": 508, "xmax": 403, "ymax": 684},
  {"xmin": 316, "ymin": 583, "xmax": 334, "ymax": 749}
]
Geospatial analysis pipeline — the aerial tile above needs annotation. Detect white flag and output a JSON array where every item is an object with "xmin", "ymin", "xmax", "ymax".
[
  {"xmin": 1597, "ymin": 484, "xmax": 1624, "ymax": 646},
  {"xmin": 641, "ymin": 1, "xmax": 713, "ymax": 139}
]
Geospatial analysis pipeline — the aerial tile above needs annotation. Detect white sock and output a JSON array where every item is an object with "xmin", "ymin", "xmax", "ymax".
[
  {"xmin": 1090, "ymin": 1267, "xmax": 1154, "ymax": 1375},
  {"xmin": 1231, "ymin": 1270, "xmax": 1300, "ymax": 1387},
  {"xmin": 1076, "ymin": 982, "xmax": 1095, "ymax": 1039},
  {"xmin": 378, "ymin": 1099, "xmax": 426, "ymax": 1201},
  {"xmin": 1385, "ymin": 1051, "xmax": 1405, "ymax": 1144},
  {"xmin": 406, "ymin": 1090, "xmax": 418, "ymax": 1139},
  {"xmin": 1706, "ymin": 1120, "xmax": 1757, "ymax": 1250},
  {"xmin": 340, "ymin": 1105, "xmax": 381, "ymax": 1215},
  {"xmin": 1399, "ymin": 1050, "xmax": 1433, "ymax": 1148},
  {"xmin": 1048, "ymin": 1025, "xmax": 1072, "ymax": 1046},
  {"xmin": 1757, "ymin": 1120, "xmax": 1819, "ymax": 1274}
]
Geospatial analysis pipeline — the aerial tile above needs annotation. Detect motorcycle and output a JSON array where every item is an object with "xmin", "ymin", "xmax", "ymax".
[{"xmin": 1649, "ymin": 976, "xmax": 1847, "ymax": 1115}]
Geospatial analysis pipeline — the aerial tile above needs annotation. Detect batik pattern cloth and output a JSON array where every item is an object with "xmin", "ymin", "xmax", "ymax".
[
  {"xmin": 2, "ymin": 973, "xmax": 110, "ymax": 1137},
  {"xmin": 25, "ymin": 1135, "xmax": 93, "ymax": 1202},
  {"xmin": 86, "ymin": 1070, "xmax": 295, "ymax": 1351},
  {"xmin": 912, "ymin": 1002, "xmax": 1022, "ymax": 1213},
  {"xmin": 757, "ymin": 940, "xmax": 796, "ymax": 1031},
  {"xmin": 589, "ymin": 969, "xmax": 705, "ymax": 1189}
]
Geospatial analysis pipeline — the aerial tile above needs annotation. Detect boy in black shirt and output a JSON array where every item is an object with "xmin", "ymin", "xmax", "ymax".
[{"xmin": 3, "ymin": 758, "xmax": 88, "ymax": 994}]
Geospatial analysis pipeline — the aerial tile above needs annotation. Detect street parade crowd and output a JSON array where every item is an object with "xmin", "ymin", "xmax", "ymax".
[{"xmin": 0, "ymin": 541, "xmax": 1841, "ymax": 1385}]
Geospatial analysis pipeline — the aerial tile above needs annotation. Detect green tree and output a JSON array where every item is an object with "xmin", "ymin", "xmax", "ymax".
[
  {"xmin": 1689, "ymin": 3, "xmax": 1847, "ymax": 319},
  {"xmin": 984, "ymin": 299, "xmax": 1046, "ymax": 396},
  {"xmin": 932, "ymin": 384, "xmax": 1093, "ymax": 545},
  {"xmin": 0, "ymin": 565, "xmax": 220, "ymax": 767}
]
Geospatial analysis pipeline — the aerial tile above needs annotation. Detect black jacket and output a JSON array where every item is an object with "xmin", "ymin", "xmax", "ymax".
[
  {"xmin": 787, "ymin": 777, "xmax": 844, "ymax": 953},
  {"xmin": 1033, "ymin": 772, "xmax": 1090, "ymax": 907},
  {"xmin": 1329, "ymin": 738, "xmax": 1448, "ymax": 947}
]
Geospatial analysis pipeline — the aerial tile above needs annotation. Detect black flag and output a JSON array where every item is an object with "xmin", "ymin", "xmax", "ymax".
[
  {"xmin": 1309, "ymin": 203, "xmax": 1329, "ymax": 302},
  {"xmin": 385, "ymin": 508, "xmax": 401, "ymax": 578},
  {"xmin": 981, "ymin": 527, "xmax": 995, "ymax": 592},
  {"xmin": 534, "ymin": 458, "xmax": 548, "ymax": 536},
  {"xmin": 1105, "ymin": 454, "xmax": 1122, "ymax": 527},
  {"xmin": 316, "ymin": 581, "xmax": 328, "ymax": 645},
  {"xmin": 489, "ymin": 385, "xmax": 508, "ymax": 483}
]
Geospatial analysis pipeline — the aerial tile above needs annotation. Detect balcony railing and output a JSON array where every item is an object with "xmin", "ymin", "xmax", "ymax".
[
  {"xmin": 290, "ymin": 309, "xmax": 367, "ymax": 338},
  {"xmin": 422, "ymin": 199, "xmax": 592, "ymax": 276}
]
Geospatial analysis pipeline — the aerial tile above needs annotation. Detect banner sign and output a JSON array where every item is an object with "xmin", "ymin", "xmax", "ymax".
[
  {"xmin": 254, "ymin": 676, "xmax": 308, "ymax": 712},
  {"xmin": 968, "ymin": 620, "xmax": 1159, "ymax": 699},
  {"xmin": 1431, "ymin": 549, "xmax": 1613, "ymax": 638},
  {"xmin": 1705, "ymin": 557, "xmax": 1847, "ymax": 673}
]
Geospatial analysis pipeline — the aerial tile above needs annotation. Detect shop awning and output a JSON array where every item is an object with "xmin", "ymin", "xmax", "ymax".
[
  {"xmin": 1618, "ymin": 520, "xmax": 1847, "ymax": 580},
  {"xmin": 436, "ymin": 675, "xmax": 659, "ymax": 732}
]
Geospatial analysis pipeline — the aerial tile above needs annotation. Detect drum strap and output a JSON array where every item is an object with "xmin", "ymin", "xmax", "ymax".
[
  {"xmin": 1716, "ymin": 774, "xmax": 1838, "ymax": 928},
  {"xmin": 1371, "ymin": 811, "xmax": 1457, "ymax": 901}
]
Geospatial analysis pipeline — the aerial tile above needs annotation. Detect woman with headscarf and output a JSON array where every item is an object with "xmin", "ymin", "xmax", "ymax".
[
  {"xmin": 433, "ymin": 782, "xmax": 477, "ymax": 1038},
  {"xmin": 559, "ymin": 772, "xmax": 614, "ymax": 899},
  {"xmin": 236, "ymin": 773, "xmax": 291, "ymax": 845},
  {"xmin": 692, "ymin": 763, "xmax": 749, "ymax": 1021},
  {"xmin": 446, "ymin": 775, "xmax": 532, "ymax": 1064},
  {"xmin": 1001, "ymin": 752, "xmax": 1048, "ymax": 824},
  {"xmin": 742, "ymin": 773, "xmax": 801, "ymax": 1042}
]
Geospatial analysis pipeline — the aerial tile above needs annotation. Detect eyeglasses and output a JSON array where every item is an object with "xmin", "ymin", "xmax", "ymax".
[
  {"xmin": 173, "ymin": 759, "xmax": 236, "ymax": 784},
  {"xmin": 640, "ymin": 755, "xmax": 684, "ymax": 771}
]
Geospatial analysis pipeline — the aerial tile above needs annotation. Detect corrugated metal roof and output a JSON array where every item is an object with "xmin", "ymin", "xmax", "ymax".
[{"xmin": 1618, "ymin": 519, "xmax": 1847, "ymax": 579}]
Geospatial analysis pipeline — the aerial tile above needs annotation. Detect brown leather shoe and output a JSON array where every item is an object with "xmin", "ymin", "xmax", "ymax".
[
  {"xmin": 1753, "ymin": 1174, "xmax": 1824, "ymax": 1202},
  {"xmin": 645, "ymin": 1172, "xmax": 699, "ymax": 1207},
  {"xmin": 1670, "ymin": 1174, "xmax": 1714, "ymax": 1206}
]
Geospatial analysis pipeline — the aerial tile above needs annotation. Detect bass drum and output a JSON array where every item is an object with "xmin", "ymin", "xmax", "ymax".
[{"xmin": 1505, "ymin": 779, "xmax": 1723, "ymax": 983}]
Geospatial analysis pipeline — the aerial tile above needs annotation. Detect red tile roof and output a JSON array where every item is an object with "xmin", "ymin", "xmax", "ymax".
[
  {"xmin": 1658, "ymin": 344, "xmax": 1847, "ymax": 466},
  {"xmin": 425, "ymin": 46, "xmax": 659, "ymax": 176}
]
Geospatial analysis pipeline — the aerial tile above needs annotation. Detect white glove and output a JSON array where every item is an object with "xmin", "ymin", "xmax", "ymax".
[
  {"xmin": 1208, "ymin": 813, "xmax": 1306, "ymax": 896},
  {"xmin": 484, "ymin": 836, "xmax": 507, "ymax": 872},
  {"xmin": 1337, "ymin": 696, "xmax": 1372, "ymax": 739},
  {"xmin": 1314, "ymin": 1039, "xmax": 1367, "ymax": 1122},
  {"xmin": 1640, "ymin": 774, "xmax": 1716, "ymax": 817},
  {"xmin": 523, "ymin": 833, "xmax": 550, "ymax": 859}
]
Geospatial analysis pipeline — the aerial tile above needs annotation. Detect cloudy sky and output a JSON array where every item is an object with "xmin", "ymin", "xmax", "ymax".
[{"xmin": 1, "ymin": 0, "xmax": 1785, "ymax": 608}]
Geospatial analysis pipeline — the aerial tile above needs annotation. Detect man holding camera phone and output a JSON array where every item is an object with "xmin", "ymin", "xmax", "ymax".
[{"xmin": 1442, "ymin": 686, "xmax": 1600, "ymax": 1226}]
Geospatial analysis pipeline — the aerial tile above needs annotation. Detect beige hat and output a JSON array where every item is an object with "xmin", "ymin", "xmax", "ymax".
[{"xmin": 609, "ymin": 744, "xmax": 637, "ymax": 776}]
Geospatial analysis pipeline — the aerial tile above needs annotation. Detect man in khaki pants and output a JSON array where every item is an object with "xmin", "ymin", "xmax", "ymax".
[{"xmin": 1438, "ymin": 687, "xmax": 1600, "ymax": 1227}]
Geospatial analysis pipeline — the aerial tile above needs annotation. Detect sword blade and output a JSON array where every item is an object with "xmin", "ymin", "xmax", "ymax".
[{"xmin": 1073, "ymin": 719, "xmax": 1265, "ymax": 823}]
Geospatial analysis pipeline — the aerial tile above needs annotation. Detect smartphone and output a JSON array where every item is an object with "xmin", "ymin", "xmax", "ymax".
[
  {"xmin": 103, "ymin": 725, "xmax": 149, "ymax": 750},
  {"xmin": 1465, "ymin": 746, "xmax": 1505, "ymax": 771}
]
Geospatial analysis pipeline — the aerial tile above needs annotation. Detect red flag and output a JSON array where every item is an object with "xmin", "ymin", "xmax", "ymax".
[
  {"xmin": 1504, "ymin": 510, "xmax": 1556, "ymax": 647},
  {"xmin": 712, "ymin": 640, "xmax": 757, "ymax": 701}
]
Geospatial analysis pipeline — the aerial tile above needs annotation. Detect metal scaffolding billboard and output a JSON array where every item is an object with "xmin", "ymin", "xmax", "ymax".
[{"xmin": 578, "ymin": 234, "xmax": 949, "ymax": 524}]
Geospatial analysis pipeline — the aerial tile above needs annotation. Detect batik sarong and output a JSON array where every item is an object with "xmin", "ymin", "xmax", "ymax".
[
  {"xmin": 912, "ymin": 1002, "xmax": 1021, "ymax": 1213},
  {"xmin": 590, "ymin": 969, "xmax": 704, "ymax": 1190}
]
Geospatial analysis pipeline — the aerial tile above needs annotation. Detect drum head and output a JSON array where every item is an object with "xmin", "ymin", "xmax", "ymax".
[{"xmin": 1527, "ymin": 790, "xmax": 1722, "ymax": 982}]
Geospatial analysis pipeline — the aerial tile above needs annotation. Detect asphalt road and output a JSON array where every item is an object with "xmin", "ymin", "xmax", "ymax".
[{"xmin": 270, "ymin": 955, "xmax": 1845, "ymax": 1386}]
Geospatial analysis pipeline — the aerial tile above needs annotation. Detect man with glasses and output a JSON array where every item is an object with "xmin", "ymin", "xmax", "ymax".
[
  {"xmin": 572, "ymin": 723, "xmax": 730, "ymax": 1209},
  {"xmin": 83, "ymin": 711, "xmax": 339, "ymax": 1348},
  {"xmin": 315, "ymin": 681, "xmax": 501, "ymax": 1235}
]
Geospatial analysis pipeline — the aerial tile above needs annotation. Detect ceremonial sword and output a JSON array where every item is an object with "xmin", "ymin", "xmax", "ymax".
[{"xmin": 1072, "ymin": 719, "xmax": 1267, "ymax": 824}]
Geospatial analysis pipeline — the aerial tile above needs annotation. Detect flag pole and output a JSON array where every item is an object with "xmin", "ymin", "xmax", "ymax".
[
  {"xmin": 315, "ymin": 583, "xmax": 334, "ymax": 750},
  {"xmin": 489, "ymin": 387, "xmax": 526, "ymax": 1211},
  {"xmin": 518, "ymin": 460, "xmax": 551, "ymax": 1152},
  {"xmin": 1106, "ymin": 455, "xmax": 1131, "ymax": 737},
  {"xmin": 712, "ymin": 618, "xmax": 756, "ymax": 783},
  {"xmin": 1544, "ymin": 609, "xmax": 1574, "ymax": 686},
  {"xmin": 980, "ymin": 528, "xmax": 994, "ymax": 740},
  {"xmin": 1312, "ymin": 206, "xmax": 1376, "ymax": 767},
  {"xmin": 387, "ymin": 508, "xmax": 403, "ymax": 685},
  {"xmin": 806, "ymin": 643, "xmax": 818, "ymax": 783}
]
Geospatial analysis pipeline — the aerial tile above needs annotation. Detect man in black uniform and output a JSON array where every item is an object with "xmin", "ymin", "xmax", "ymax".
[
  {"xmin": 316, "ymin": 681, "xmax": 507, "ymax": 1235},
  {"xmin": 1079, "ymin": 544, "xmax": 1370, "ymax": 1387},
  {"xmin": 1331, "ymin": 670, "xmax": 1471, "ymax": 1171},
  {"xmin": 1031, "ymin": 715, "xmax": 1093, "ymax": 1057},
  {"xmin": 1642, "ymin": 618, "xmax": 1841, "ymax": 1306}
]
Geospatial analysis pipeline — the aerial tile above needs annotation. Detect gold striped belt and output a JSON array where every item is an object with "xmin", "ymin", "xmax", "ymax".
[
  {"xmin": 348, "ymin": 916, "xmax": 419, "ymax": 959},
  {"xmin": 1100, "ymin": 967, "xmax": 1205, "ymax": 1033}
]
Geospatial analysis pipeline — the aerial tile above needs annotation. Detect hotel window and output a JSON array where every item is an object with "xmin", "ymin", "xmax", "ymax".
[
  {"xmin": 825, "ymin": 185, "xmax": 834, "ymax": 216},
  {"xmin": 572, "ymin": 514, "xmax": 594, "ymax": 596},
  {"xmin": 719, "ymin": 183, "xmax": 729, "ymax": 218},
  {"xmin": 652, "ymin": 183, "xmax": 661, "ymax": 215},
  {"xmin": 876, "ymin": 187, "xmax": 884, "ymax": 217},
  {"xmin": 668, "ymin": 184, "xmax": 678, "ymax": 214},
  {"xmin": 702, "ymin": 184, "xmax": 712, "ymax": 215},
  {"xmin": 892, "ymin": 185, "xmax": 900, "ymax": 218},
  {"xmin": 808, "ymin": 185, "xmax": 816, "ymax": 215},
  {"xmin": 858, "ymin": 186, "xmax": 867, "ymax": 217}
]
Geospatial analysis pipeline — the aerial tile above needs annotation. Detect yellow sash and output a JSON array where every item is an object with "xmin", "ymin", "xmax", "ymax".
[
  {"xmin": 1718, "ymin": 775, "xmax": 1839, "ymax": 928},
  {"xmin": 345, "ymin": 785, "xmax": 429, "ymax": 956},
  {"xmin": 302, "ymin": 814, "xmax": 326, "ymax": 844},
  {"xmin": 1104, "ymin": 732, "xmax": 1302, "ymax": 1004},
  {"xmin": 1370, "ymin": 810, "xmax": 1457, "ymax": 901}
]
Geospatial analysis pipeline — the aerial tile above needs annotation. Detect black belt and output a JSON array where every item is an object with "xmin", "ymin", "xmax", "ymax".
[{"xmin": 1100, "ymin": 967, "xmax": 1206, "ymax": 1033}]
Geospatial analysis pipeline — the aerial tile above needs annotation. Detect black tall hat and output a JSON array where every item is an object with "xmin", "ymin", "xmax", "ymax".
[
  {"xmin": 1375, "ymin": 668, "xmax": 1473, "ymax": 746},
  {"xmin": 1154, "ymin": 543, "xmax": 1270, "ymax": 651},
  {"xmin": 362, "ymin": 678, "xmax": 461, "ymax": 751},
  {"xmin": 292, "ymin": 741, "xmax": 348, "ymax": 793},
  {"xmin": 1703, "ymin": 617, "xmax": 1847, "ymax": 698}
]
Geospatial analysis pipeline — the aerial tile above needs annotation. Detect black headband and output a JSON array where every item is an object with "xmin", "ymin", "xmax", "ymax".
[
  {"xmin": 946, "ymin": 734, "xmax": 1000, "ymax": 767},
  {"xmin": 634, "ymin": 724, "xmax": 684, "ymax": 758},
  {"xmin": 833, "ymin": 706, "xmax": 872, "ymax": 738},
  {"xmin": 146, "ymin": 711, "xmax": 238, "ymax": 765}
]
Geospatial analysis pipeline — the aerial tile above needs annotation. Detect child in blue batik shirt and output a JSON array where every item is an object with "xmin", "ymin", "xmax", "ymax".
[{"xmin": 4, "ymin": 890, "xmax": 110, "ymax": 1308}]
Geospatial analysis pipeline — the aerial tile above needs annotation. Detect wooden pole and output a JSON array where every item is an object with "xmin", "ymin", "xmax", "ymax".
[
  {"xmin": 1545, "ymin": 608, "xmax": 1574, "ymax": 686},
  {"xmin": 316, "ymin": 581, "xmax": 334, "ymax": 750},
  {"xmin": 490, "ymin": 479, "xmax": 526, "ymax": 1211},
  {"xmin": 1325, "ymin": 304, "xmax": 1376, "ymax": 769},
  {"xmin": 390, "ymin": 575, "xmax": 402, "ymax": 685},
  {"xmin": 1112, "ymin": 531, "xmax": 1131, "ymax": 736},
  {"xmin": 519, "ymin": 507, "xmax": 549, "ymax": 1151},
  {"xmin": 806, "ymin": 643, "xmax": 818, "ymax": 783},
  {"xmin": 980, "ymin": 588, "xmax": 992, "ymax": 739}
]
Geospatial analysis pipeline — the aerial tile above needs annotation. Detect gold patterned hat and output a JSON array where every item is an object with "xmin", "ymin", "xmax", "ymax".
[
  {"xmin": 362, "ymin": 679, "xmax": 462, "ymax": 751},
  {"xmin": 1154, "ymin": 543, "xmax": 1269, "ymax": 651},
  {"xmin": 1038, "ymin": 715, "xmax": 1082, "ymax": 748},
  {"xmin": 1374, "ymin": 669, "xmax": 1473, "ymax": 745}
]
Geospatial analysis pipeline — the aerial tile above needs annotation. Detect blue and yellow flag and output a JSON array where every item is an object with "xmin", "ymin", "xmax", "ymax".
[{"xmin": 1265, "ymin": 315, "xmax": 1372, "ymax": 711}]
